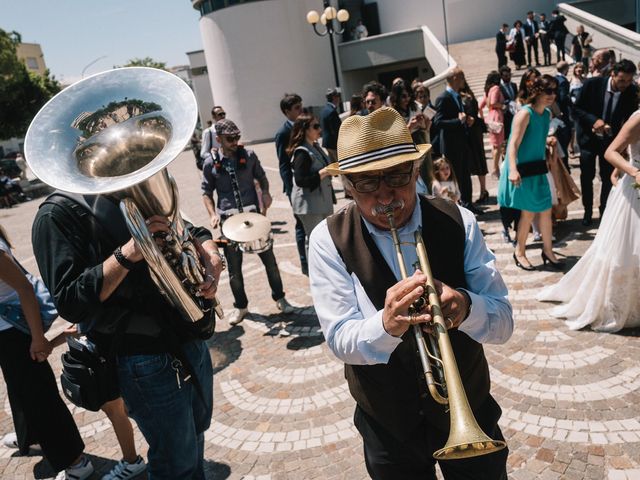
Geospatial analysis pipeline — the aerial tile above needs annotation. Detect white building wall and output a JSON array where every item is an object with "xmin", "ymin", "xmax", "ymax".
[
  {"xmin": 199, "ymin": 0, "xmax": 336, "ymax": 142},
  {"xmin": 187, "ymin": 50, "xmax": 215, "ymax": 129},
  {"xmin": 367, "ymin": 0, "xmax": 558, "ymax": 44}
]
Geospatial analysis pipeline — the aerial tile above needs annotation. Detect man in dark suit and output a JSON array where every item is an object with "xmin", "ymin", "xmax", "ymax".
[
  {"xmin": 549, "ymin": 9, "xmax": 569, "ymax": 62},
  {"xmin": 573, "ymin": 60, "xmax": 638, "ymax": 225},
  {"xmin": 321, "ymin": 88, "xmax": 342, "ymax": 164},
  {"xmin": 499, "ymin": 66, "xmax": 518, "ymax": 140},
  {"xmin": 433, "ymin": 68, "xmax": 477, "ymax": 212},
  {"xmin": 538, "ymin": 13, "xmax": 551, "ymax": 66},
  {"xmin": 495, "ymin": 24, "xmax": 509, "ymax": 69},
  {"xmin": 523, "ymin": 11, "xmax": 540, "ymax": 67},
  {"xmin": 555, "ymin": 61, "xmax": 572, "ymax": 169},
  {"xmin": 275, "ymin": 93, "xmax": 308, "ymax": 274}
]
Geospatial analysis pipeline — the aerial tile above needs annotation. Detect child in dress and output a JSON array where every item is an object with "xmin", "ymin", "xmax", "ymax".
[{"xmin": 431, "ymin": 157, "xmax": 461, "ymax": 203}]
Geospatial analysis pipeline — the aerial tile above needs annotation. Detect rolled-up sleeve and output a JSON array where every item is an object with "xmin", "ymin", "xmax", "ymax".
[
  {"xmin": 201, "ymin": 159, "xmax": 216, "ymax": 197},
  {"xmin": 308, "ymin": 221, "xmax": 402, "ymax": 365},
  {"xmin": 457, "ymin": 206, "xmax": 513, "ymax": 344}
]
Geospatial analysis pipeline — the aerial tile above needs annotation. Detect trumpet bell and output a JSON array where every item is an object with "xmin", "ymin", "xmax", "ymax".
[{"xmin": 24, "ymin": 67, "xmax": 196, "ymax": 194}]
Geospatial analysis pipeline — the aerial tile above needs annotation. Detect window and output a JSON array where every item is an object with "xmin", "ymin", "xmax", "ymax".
[{"xmin": 26, "ymin": 57, "xmax": 39, "ymax": 70}]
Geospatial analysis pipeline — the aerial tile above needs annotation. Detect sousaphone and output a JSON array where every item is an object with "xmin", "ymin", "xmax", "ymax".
[{"xmin": 24, "ymin": 67, "xmax": 223, "ymax": 321}]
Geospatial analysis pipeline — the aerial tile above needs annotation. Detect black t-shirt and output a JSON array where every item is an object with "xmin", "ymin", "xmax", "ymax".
[{"xmin": 32, "ymin": 194, "xmax": 214, "ymax": 355}]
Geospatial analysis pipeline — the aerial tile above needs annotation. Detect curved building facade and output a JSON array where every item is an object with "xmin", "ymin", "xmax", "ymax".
[
  {"xmin": 193, "ymin": 0, "xmax": 558, "ymax": 142},
  {"xmin": 195, "ymin": 0, "xmax": 336, "ymax": 142}
]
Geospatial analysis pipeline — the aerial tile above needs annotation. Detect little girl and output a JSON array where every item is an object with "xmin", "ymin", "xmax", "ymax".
[{"xmin": 431, "ymin": 157, "xmax": 461, "ymax": 203}]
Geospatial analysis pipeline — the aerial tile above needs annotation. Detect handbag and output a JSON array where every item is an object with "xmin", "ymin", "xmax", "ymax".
[
  {"xmin": 506, "ymin": 40, "xmax": 516, "ymax": 53},
  {"xmin": 0, "ymin": 263, "xmax": 57, "ymax": 335},
  {"xmin": 486, "ymin": 121, "xmax": 504, "ymax": 134},
  {"xmin": 518, "ymin": 160, "xmax": 548, "ymax": 178},
  {"xmin": 60, "ymin": 335, "xmax": 114, "ymax": 412}
]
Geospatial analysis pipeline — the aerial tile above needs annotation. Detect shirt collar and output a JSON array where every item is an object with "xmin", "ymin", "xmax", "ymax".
[
  {"xmin": 607, "ymin": 77, "xmax": 620, "ymax": 96},
  {"xmin": 446, "ymin": 86, "xmax": 459, "ymax": 97},
  {"xmin": 362, "ymin": 195, "xmax": 422, "ymax": 238}
]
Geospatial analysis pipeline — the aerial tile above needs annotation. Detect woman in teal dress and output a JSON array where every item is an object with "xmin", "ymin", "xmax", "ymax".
[{"xmin": 498, "ymin": 74, "xmax": 563, "ymax": 270}]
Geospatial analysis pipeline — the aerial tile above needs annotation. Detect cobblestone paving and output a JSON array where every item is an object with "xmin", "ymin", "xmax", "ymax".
[{"xmin": 1, "ymin": 37, "xmax": 639, "ymax": 479}]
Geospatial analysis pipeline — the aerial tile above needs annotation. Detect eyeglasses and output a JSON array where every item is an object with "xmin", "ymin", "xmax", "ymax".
[
  {"xmin": 224, "ymin": 135, "xmax": 241, "ymax": 142},
  {"xmin": 347, "ymin": 164, "xmax": 414, "ymax": 193},
  {"xmin": 215, "ymin": 111, "xmax": 226, "ymax": 117},
  {"xmin": 311, "ymin": 123, "xmax": 321, "ymax": 130}
]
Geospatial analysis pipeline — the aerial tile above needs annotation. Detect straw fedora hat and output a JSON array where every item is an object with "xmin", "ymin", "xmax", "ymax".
[{"xmin": 325, "ymin": 107, "xmax": 431, "ymax": 176}]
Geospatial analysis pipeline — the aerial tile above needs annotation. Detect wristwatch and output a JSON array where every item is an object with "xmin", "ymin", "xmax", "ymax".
[
  {"xmin": 210, "ymin": 250, "xmax": 227, "ymax": 271},
  {"xmin": 113, "ymin": 246, "xmax": 136, "ymax": 270}
]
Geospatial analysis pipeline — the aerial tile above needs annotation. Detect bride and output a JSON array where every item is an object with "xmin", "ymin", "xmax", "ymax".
[{"xmin": 537, "ymin": 110, "xmax": 640, "ymax": 332}]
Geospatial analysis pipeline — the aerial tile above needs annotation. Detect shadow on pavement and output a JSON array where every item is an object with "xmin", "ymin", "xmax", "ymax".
[
  {"xmin": 203, "ymin": 459, "xmax": 231, "ymax": 479},
  {"xmin": 207, "ymin": 327, "xmax": 244, "ymax": 375}
]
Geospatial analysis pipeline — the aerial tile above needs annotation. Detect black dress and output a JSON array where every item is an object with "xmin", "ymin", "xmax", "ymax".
[
  {"xmin": 463, "ymin": 95, "xmax": 488, "ymax": 176},
  {"xmin": 510, "ymin": 29, "xmax": 526, "ymax": 67}
]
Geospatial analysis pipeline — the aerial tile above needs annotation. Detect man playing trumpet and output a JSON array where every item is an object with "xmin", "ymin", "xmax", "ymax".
[{"xmin": 308, "ymin": 107, "xmax": 513, "ymax": 479}]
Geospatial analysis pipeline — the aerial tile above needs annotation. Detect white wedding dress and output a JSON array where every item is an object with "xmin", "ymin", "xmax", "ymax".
[{"xmin": 537, "ymin": 110, "xmax": 640, "ymax": 332}]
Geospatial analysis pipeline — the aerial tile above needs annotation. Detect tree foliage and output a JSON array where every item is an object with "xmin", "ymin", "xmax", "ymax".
[
  {"xmin": 0, "ymin": 28, "xmax": 61, "ymax": 140},
  {"xmin": 117, "ymin": 57, "xmax": 167, "ymax": 70}
]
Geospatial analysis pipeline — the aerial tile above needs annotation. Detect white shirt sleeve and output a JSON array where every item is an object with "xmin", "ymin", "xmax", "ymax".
[
  {"xmin": 456, "ymin": 206, "xmax": 513, "ymax": 344},
  {"xmin": 200, "ymin": 129, "xmax": 212, "ymax": 161},
  {"xmin": 308, "ymin": 221, "xmax": 402, "ymax": 365}
]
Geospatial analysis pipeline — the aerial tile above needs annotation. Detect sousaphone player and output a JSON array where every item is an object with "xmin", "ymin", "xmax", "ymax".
[{"xmin": 201, "ymin": 118, "xmax": 294, "ymax": 326}]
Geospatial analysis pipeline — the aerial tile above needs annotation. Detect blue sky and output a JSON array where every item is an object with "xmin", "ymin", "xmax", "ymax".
[{"xmin": 1, "ymin": 0, "xmax": 203, "ymax": 84}]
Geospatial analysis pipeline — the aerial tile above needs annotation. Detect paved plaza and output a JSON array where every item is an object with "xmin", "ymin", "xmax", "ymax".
[{"xmin": 1, "ymin": 38, "xmax": 639, "ymax": 479}]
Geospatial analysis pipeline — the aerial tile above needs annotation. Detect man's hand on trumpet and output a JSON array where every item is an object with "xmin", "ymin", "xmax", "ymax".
[{"xmin": 382, "ymin": 270, "xmax": 471, "ymax": 337}]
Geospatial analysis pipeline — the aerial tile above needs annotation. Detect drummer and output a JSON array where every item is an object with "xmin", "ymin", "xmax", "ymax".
[{"xmin": 201, "ymin": 119, "xmax": 295, "ymax": 326}]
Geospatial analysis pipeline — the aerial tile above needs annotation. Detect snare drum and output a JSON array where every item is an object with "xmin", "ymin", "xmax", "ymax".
[{"xmin": 221, "ymin": 212, "xmax": 273, "ymax": 254}]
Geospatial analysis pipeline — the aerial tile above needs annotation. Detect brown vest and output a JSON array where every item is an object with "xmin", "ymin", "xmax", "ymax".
[{"xmin": 326, "ymin": 196, "xmax": 491, "ymax": 441}]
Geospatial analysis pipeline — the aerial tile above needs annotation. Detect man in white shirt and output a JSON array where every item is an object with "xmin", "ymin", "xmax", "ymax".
[
  {"xmin": 308, "ymin": 107, "xmax": 512, "ymax": 479},
  {"xmin": 200, "ymin": 106, "xmax": 227, "ymax": 164}
]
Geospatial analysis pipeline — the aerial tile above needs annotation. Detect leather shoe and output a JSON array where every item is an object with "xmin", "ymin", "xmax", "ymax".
[{"xmin": 581, "ymin": 213, "xmax": 592, "ymax": 226}]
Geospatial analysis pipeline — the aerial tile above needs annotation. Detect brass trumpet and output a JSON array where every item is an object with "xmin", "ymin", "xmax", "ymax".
[{"xmin": 384, "ymin": 206, "xmax": 506, "ymax": 460}]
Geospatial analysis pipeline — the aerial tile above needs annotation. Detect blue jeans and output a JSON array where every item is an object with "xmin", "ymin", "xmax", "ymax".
[
  {"xmin": 117, "ymin": 340, "xmax": 213, "ymax": 480},
  {"xmin": 223, "ymin": 241, "xmax": 285, "ymax": 309}
]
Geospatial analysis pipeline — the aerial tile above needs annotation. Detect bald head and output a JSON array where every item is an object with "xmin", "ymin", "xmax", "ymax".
[{"xmin": 446, "ymin": 67, "xmax": 466, "ymax": 92}]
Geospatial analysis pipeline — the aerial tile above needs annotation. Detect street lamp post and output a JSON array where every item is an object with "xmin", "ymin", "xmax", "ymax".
[{"xmin": 306, "ymin": 2, "xmax": 350, "ymax": 109}]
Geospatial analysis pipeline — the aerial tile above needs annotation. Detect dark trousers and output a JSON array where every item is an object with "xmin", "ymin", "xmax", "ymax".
[
  {"xmin": 555, "ymin": 35, "xmax": 567, "ymax": 61},
  {"xmin": 500, "ymin": 207, "xmax": 521, "ymax": 233},
  {"xmin": 556, "ymin": 125, "xmax": 572, "ymax": 170},
  {"xmin": 526, "ymin": 37, "xmax": 539, "ymax": 65},
  {"xmin": 294, "ymin": 215, "xmax": 307, "ymax": 268},
  {"xmin": 451, "ymin": 154, "xmax": 472, "ymax": 205},
  {"xmin": 223, "ymin": 242, "xmax": 285, "ymax": 309},
  {"xmin": 287, "ymin": 192, "xmax": 308, "ymax": 269},
  {"xmin": 541, "ymin": 37, "xmax": 551, "ymax": 65},
  {"xmin": 580, "ymin": 144, "xmax": 614, "ymax": 216},
  {"xmin": 354, "ymin": 401, "xmax": 508, "ymax": 480},
  {"xmin": 496, "ymin": 50, "xmax": 507, "ymax": 69},
  {"xmin": 0, "ymin": 328, "xmax": 84, "ymax": 472}
]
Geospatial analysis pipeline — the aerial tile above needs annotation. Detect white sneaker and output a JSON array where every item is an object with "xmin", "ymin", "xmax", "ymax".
[
  {"xmin": 229, "ymin": 307, "xmax": 249, "ymax": 326},
  {"xmin": 533, "ymin": 232, "xmax": 542, "ymax": 242},
  {"xmin": 55, "ymin": 456, "xmax": 94, "ymax": 480},
  {"xmin": 276, "ymin": 297, "xmax": 294, "ymax": 314},
  {"xmin": 2, "ymin": 432, "xmax": 18, "ymax": 449},
  {"xmin": 101, "ymin": 455, "xmax": 147, "ymax": 480}
]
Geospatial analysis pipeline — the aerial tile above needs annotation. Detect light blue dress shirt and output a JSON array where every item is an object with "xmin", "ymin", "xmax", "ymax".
[{"xmin": 308, "ymin": 198, "xmax": 513, "ymax": 365}]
